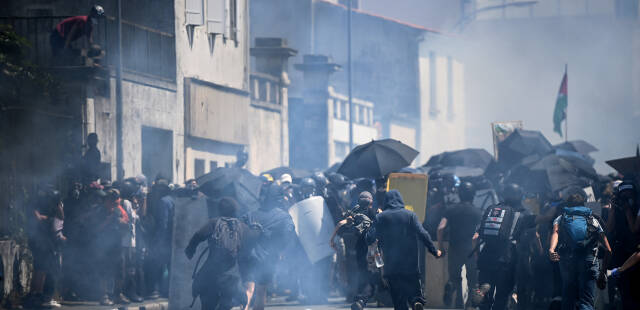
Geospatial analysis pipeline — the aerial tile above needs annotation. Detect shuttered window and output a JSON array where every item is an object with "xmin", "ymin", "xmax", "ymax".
[
  {"xmin": 207, "ymin": 0, "xmax": 225, "ymax": 34},
  {"xmin": 186, "ymin": 0, "xmax": 204, "ymax": 25}
]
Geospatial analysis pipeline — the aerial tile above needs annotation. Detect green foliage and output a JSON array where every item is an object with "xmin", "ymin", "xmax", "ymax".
[{"xmin": 0, "ymin": 24, "xmax": 58, "ymax": 105}]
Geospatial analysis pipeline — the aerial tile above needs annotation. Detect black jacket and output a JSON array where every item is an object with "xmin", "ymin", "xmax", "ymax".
[{"xmin": 367, "ymin": 190, "xmax": 438, "ymax": 276}]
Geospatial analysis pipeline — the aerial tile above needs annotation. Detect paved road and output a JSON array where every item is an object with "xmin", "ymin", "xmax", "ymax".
[{"xmin": 22, "ymin": 297, "xmax": 450, "ymax": 310}]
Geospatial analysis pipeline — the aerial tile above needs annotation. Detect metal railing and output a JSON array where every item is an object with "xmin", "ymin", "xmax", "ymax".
[{"xmin": 0, "ymin": 16, "xmax": 176, "ymax": 81}]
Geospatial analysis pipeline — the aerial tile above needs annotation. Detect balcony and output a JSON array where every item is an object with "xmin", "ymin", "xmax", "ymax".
[
  {"xmin": 250, "ymin": 72, "xmax": 282, "ymax": 109},
  {"xmin": 0, "ymin": 16, "xmax": 176, "ymax": 81}
]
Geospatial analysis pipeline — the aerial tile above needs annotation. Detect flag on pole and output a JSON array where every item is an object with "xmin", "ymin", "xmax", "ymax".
[{"xmin": 553, "ymin": 67, "xmax": 568, "ymax": 137}]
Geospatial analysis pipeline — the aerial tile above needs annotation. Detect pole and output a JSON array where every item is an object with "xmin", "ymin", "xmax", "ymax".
[
  {"xmin": 347, "ymin": 0, "xmax": 354, "ymax": 150},
  {"xmin": 564, "ymin": 63, "xmax": 568, "ymax": 142},
  {"xmin": 116, "ymin": 0, "xmax": 124, "ymax": 179}
]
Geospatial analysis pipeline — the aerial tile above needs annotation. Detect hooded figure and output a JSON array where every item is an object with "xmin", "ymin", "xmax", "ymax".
[{"xmin": 366, "ymin": 190, "xmax": 441, "ymax": 310}]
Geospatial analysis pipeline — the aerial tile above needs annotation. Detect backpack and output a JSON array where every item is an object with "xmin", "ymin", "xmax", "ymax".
[
  {"xmin": 558, "ymin": 206, "xmax": 599, "ymax": 251},
  {"xmin": 208, "ymin": 217, "xmax": 242, "ymax": 259},
  {"xmin": 479, "ymin": 204, "xmax": 519, "ymax": 242}
]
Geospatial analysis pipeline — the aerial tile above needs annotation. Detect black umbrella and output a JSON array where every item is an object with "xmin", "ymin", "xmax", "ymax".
[
  {"xmin": 606, "ymin": 156, "xmax": 640, "ymax": 176},
  {"xmin": 498, "ymin": 129, "xmax": 553, "ymax": 166},
  {"xmin": 554, "ymin": 140, "xmax": 598, "ymax": 155},
  {"xmin": 325, "ymin": 162, "xmax": 341, "ymax": 174},
  {"xmin": 262, "ymin": 166, "xmax": 312, "ymax": 180},
  {"xmin": 196, "ymin": 167, "xmax": 263, "ymax": 214},
  {"xmin": 423, "ymin": 148, "xmax": 494, "ymax": 171},
  {"xmin": 508, "ymin": 154, "xmax": 595, "ymax": 193},
  {"xmin": 337, "ymin": 139, "xmax": 419, "ymax": 179}
]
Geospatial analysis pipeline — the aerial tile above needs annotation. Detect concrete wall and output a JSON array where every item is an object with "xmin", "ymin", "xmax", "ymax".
[
  {"xmin": 248, "ymin": 105, "xmax": 288, "ymax": 173},
  {"xmin": 174, "ymin": 0, "xmax": 249, "ymax": 90},
  {"xmin": 91, "ymin": 75, "xmax": 180, "ymax": 182},
  {"xmin": 418, "ymin": 38, "xmax": 466, "ymax": 165},
  {"xmin": 251, "ymin": 0, "xmax": 427, "ymax": 148}
]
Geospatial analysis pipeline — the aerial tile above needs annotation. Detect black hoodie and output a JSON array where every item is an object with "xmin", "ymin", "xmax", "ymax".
[{"xmin": 367, "ymin": 190, "xmax": 438, "ymax": 276}]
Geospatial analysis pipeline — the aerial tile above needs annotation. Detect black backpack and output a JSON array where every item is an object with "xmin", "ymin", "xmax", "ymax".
[
  {"xmin": 478, "ymin": 204, "xmax": 519, "ymax": 242},
  {"xmin": 208, "ymin": 217, "xmax": 242, "ymax": 259}
]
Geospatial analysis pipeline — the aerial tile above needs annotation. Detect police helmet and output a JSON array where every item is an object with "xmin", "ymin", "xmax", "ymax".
[
  {"xmin": 502, "ymin": 183, "xmax": 523, "ymax": 206},
  {"xmin": 458, "ymin": 181, "xmax": 476, "ymax": 202}
]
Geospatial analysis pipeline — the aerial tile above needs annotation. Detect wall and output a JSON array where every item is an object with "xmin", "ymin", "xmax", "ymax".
[
  {"xmin": 251, "ymin": 0, "xmax": 427, "ymax": 146},
  {"xmin": 92, "ymin": 75, "xmax": 180, "ymax": 182},
  {"xmin": 248, "ymin": 105, "xmax": 287, "ymax": 174},
  {"xmin": 174, "ymin": 0, "xmax": 249, "ymax": 90},
  {"xmin": 418, "ymin": 37, "xmax": 466, "ymax": 165}
]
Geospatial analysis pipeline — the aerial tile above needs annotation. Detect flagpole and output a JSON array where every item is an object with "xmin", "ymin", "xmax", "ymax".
[{"xmin": 564, "ymin": 63, "xmax": 568, "ymax": 142}]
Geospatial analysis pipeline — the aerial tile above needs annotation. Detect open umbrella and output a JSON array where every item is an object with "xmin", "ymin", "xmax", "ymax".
[
  {"xmin": 507, "ymin": 154, "xmax": 595, "ymax": 193},
  {"xmin": 606, "ymin": 155, "xmax": 640, "ymax": 176},
  {"xmin": 196, "ymin": 167, "xmax": 263, "ymax": 214},
  {"xmin": 498, "ymin": 129, "xmax": 553, "ymax": 166},
  {"xmin": 423, "ymin": 148, "xmax": 494, "ymax": 171},
  {"xmin": 262, "ymin": 166, "xmax": 312, "ymax": 180},
  {"xmin": 554, "ymin": 140, "xmax": 598, "ymax": 155},
  {"xmin": 337, "ymin": 139, "xmax": 419, "ymax": 179}
]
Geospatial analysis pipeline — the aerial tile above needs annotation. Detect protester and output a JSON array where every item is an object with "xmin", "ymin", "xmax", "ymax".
[
  {"xmin": 548, "ymin": 186, "xmax": 611, "ymax": 310},
  {"xmin": 366, "ymin": 190, "xmax": 442, "ymax": 310},
  {"xmin": 472, "ymin": 183, "xmax": 538, "ymax": 310},
  {"xmin": 50, "ymin": 5, "xmax": 104, "ymax": 55},
  {"xmin": 242, "ymin": 184, "xmax": 295, "ymax": 310},
  {"xmin": 185, "ymin": 197, "xmax": 261, "ymax": 310},
  {"xmin": 118, "ymin": 179, "xmax": 143, "ymax": 302},
  {"xmin": 28, "ymin": 188, "xmax": 66, "ymax": 308},
  {"xmin": 90, "ymin": 188, "xmax": 130, "ymax": 305},
  {"xmin": 146, "ymin": 178, "xmax": 174, "ymax": 299},
  {"xmin": 437, "ymin": 181, "xmax": 481, "ymax": 309},
  {"xmin": 606, "ymin": 181, "xmax": 640, "ymax": 309},
  {"xmin": 331, "ymin": 191, "xmax": 377, "ymax": 310}
]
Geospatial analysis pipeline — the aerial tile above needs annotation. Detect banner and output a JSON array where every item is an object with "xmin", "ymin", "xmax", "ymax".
[
  {"xmin": 491, "ymin": 121, "xmax": 523, "ymax": 160},
  {"xmin": 386, "ymin": 173, "xmax": 428, "ymax": 222},
  {"xmin": 288, "ymin": 196, "xmax": 335, "ymax": 264}
]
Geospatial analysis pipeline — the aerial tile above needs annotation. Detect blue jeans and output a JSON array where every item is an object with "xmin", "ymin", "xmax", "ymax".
[{"xmin": 559, "ymin": 252, "xmax": 598, "ymax": 310}]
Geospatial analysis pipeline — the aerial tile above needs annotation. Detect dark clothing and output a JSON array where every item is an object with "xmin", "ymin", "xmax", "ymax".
[
  {"xmin": 478, "ymin": 262, "xmax": 515, "ymax": 310},
  {"xmin": 476, "ymin": 204, "xmax": 536, "ymax": 310},
  {"xmin": 444, "ymin": 202, "xmax": 482, "ymax": 244},
  {"xmin": 385, "ymin": 274, "xmax": 425, "ymax": 310},
  {"xmin": 82, "ymin": 146, "xmax": 101, "ymax": 180},
  {"xmin": 447, "ymin": 244, "xmax": 478, "ymax": 308},
  {"xmin": 242, "ymin": 206, "xmax": 295, "ymax": 284},
  {"xmin": 559, "ymin": 252, "xmax": 598, "ymax": 310},
  {"xmin": 367, "ymin": 190, "xmax": 438, "ymax": 276},
  {"xmin": 443, "ymin": 202, "xmax": 481, "ymax": 307},
  {"xmin": 187, "ymin": 218, "xmax": 261, "ymax": 310}
]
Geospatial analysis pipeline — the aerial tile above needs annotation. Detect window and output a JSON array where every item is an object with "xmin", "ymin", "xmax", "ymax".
[
  {"xmin": 335, "ymin": 141, "xmax": 349, "ymax": 159},
  {"xmin": 195, "ymin": 159, "xmax": 205, "ymax": 178},
  {"xmin": 333, "ymin": 100, "xmax": 340, "ymax": 119},
  {"xmin": 186, "ymin": 0, "xmax": 204, "ymax": 26},
  {"xmin": 206, "ymin": 0, "xmax": 224, "ymax": 33},
  {"xmin": 229, "ymin": 0, "xmax": 238, "ymax": 42}
]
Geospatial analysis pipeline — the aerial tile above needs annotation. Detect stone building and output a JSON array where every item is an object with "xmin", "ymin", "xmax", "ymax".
[
  {"xmin": 250, "ymin": 0, "xmax": 467, "ymax": 167},
  {"xmin": 1, "ymin": 0, "xmax": 294, "ymax": 187}
]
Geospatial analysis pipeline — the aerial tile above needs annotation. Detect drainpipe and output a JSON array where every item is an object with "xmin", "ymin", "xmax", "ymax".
[{"xmin": 115, "ymin": 0, "xmax": 124, "ymax": 180}]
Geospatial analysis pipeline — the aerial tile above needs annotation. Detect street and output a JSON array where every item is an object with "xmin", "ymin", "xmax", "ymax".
[{"xmin": 31, "ymin": 297, "xmax": 453, "ymax": 310}]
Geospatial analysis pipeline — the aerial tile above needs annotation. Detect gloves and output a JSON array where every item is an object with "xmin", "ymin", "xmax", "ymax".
[{"xmin": 609, "ymin": 268, "xmax": 621, "ymax": 279}]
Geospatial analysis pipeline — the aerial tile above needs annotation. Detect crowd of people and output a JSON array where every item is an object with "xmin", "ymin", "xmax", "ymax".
[{"xmin": 20, "ymin": 133, "xmax": 640, "ymax": 310}]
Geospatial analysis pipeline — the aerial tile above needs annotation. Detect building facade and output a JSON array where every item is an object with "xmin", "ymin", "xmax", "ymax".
[{"xmin": 251, "ymin": 0, "xmax": 467, "ymax": 167}]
